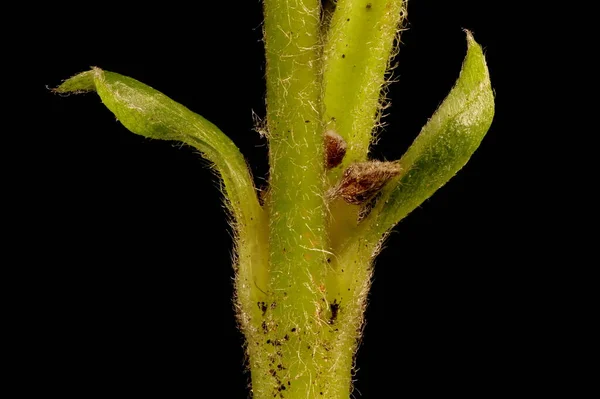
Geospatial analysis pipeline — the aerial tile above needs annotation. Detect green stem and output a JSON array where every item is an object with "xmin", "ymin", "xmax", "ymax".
[
  {"xmin": 54, "ymin": 7, "xmax": 495, "ymax": 399},
  {"xmin": 323, "ymin": 0, "xmax": 406, "ymax": 171},
  {"xmin": 257, "ymin": 1, "xmax": 333, "ymax": 398}
]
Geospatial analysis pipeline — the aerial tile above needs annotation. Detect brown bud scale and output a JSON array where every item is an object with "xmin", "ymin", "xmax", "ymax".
[
  {"xmin": 324, "ymin": 130, "xmax": 347, "ymax": 169},
  {"xmin": 332, "ymin": 161, "xmax": 402, "ymax": 205}
]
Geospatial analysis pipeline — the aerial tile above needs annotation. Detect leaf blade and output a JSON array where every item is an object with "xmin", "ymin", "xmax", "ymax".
[
  {"xmin": 56, "ymin": 68, "xmax": 269, "ymax": 313},
  {"xmin": 366, "ymin": 31, "xmax": 495, "ymax": 239}
]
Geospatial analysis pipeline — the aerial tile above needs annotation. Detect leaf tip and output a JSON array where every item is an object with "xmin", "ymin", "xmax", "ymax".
[
  {"xmin": 463, "ymin": 29, "xmax": 485, "ymax": 57},
  {"xmin": 52, "ymin": 67, "xmax": 103, "ymax": 95},
  {"xmin": 463, "ymin": 28, "xmax": 475, "ymax": 44}
]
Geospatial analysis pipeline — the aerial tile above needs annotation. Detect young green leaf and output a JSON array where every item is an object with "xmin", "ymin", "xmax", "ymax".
[
  {"xmin": 54, "ymin": 67, "xmax": 269, "ymax": 318},
  {"xmin": 325, "ymin": 34, "xmax": 495, "ymax": 388},
  {"xmin": 363, "ymin": 31, "xmax": 495, "ymax": 240}
]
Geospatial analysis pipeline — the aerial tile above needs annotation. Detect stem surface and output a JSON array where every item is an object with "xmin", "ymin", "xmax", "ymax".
[{"xmin": 260, "ymin": 1, "xmax": 334, "ymax": 398}]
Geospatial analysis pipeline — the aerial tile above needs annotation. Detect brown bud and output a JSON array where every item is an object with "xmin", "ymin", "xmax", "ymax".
[
  {"xmin": 324, "ymin": 130, "xmax": 347, "ymax": 169},
  {"xmin": 331, "ymin": 161, "xmax": 402, "ymax": 205}
]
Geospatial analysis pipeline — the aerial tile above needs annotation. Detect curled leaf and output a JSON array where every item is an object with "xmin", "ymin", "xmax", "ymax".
[
  {"xmin": 55, "ymin": 68, "xmax": 260, "ymax": 220},
  {"xmin": 365, "ymin": 31, "xmax": 495, "ymax": 237},
  {"xmin": 54, "ymin": 68, "xmax": 269, "ymax": 312}
]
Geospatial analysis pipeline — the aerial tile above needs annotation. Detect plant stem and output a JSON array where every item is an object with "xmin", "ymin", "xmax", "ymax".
[
  {"xmin": 323, "ymin": 0, "xmax": 406, "ymax": 171},
  {"xmin": 258, "ymin": 1, "xmax": 334, "ymax": 398},
  {"xmin": 55, "ymin": 5, "xmax": 495, "ymax": 398}
]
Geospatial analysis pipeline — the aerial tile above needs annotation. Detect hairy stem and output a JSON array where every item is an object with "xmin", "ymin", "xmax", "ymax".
[
  {"xmin": 257, "ymin": 1, "xmax": 333, "ymax": 398},
  {"xmin": 55, "ymin": 5, "xmax": 495, "ymax": 399},
  {"xmin": 323, "ymin": 0, "xmax": 406, "ymax": 170}
]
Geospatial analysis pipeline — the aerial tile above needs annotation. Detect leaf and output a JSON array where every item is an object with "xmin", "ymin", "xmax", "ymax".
[
  {"xmin": 54, "ymin": 67, "xmax": 268, "ymax": 306},
  {"xmin": 364, "ymin": 30, "xmax": 495, "ymax": 239}
]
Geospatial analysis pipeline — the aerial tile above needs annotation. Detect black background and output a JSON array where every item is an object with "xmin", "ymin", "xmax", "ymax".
[{"xmin": 28, "ymin": 0, "xmax": 545, "ymax": 397}]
